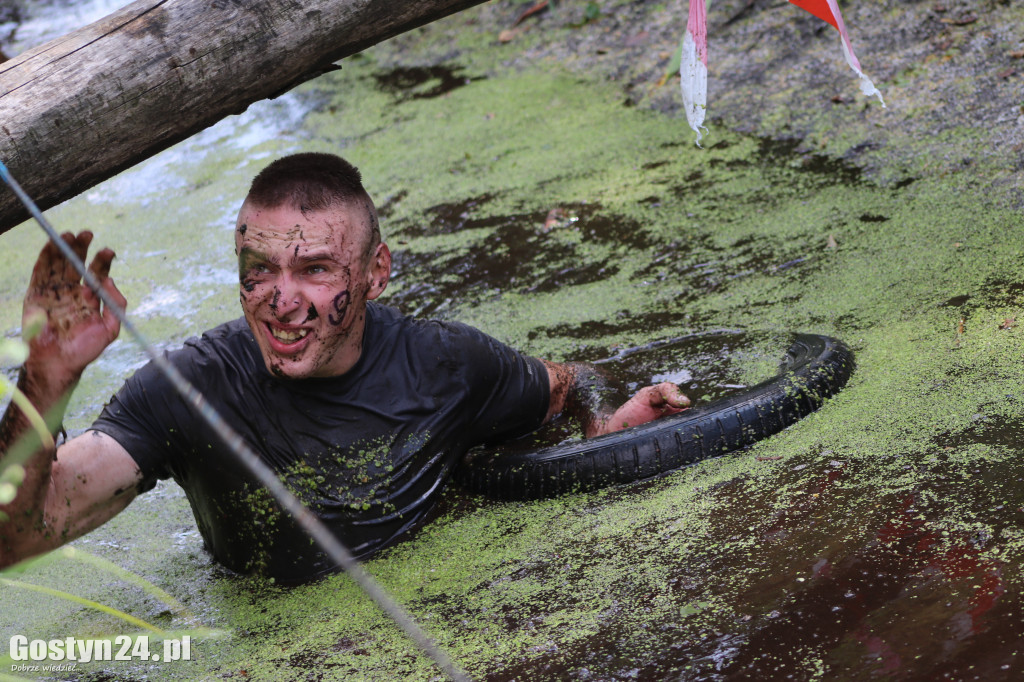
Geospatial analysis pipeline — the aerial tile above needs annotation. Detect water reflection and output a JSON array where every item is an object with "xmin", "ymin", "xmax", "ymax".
[
  {"xmin": 2, "ymin": 0, "xmax": 128, "ymax": 55},
  {"xmin": 82, "ymin": 93, "xmax": 309, "ymax": 207},
  {"xmin": 4, "ymin": 0, "xmax": 310, "ymax": 209}
]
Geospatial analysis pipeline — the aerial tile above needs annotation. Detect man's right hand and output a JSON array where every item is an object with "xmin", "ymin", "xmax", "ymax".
[
  {"xmin": 1, "ymin": 233, "xmax": 140, "ymax": 569},
  {"xmin": 23, "ymin": 231, "xmax": 125, "ymax": 393}
]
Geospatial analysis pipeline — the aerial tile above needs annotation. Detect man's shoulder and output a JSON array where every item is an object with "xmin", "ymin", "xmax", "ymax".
[
  {"xmin": 184, "ymin": 318, "xmax": 254, "ymax": 351},
  {"xmin": 367, "ymin": 303, "xmax": 492, "ymax": 353},
  {"xmin": 169, "ymin": 318, "xmax": 260, "ymax": 376},
  {"xmin": 367, "ymin": 302, "xmax": 450, "ymax": 345},
  {"xmin": 366, "ymin": 303, "xmax": 536, "ymax": 384}
]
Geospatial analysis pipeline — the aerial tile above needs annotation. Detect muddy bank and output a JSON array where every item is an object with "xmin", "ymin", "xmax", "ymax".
[{"xmin": 375, "ymin": 0, "xmax": 1024, "ymax": 193}]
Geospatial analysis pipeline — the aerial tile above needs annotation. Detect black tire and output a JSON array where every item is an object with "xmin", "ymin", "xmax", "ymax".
[{"xmin": 457, "ymin": 334, "xmax": 854, "ymax": 500}]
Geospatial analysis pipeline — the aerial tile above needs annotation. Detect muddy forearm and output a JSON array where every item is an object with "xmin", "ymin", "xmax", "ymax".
[
  {"xmin": 549, "ymin": 362, "xmax": 623, "ymax": 438},
  {"xmin": 0, "ymin": 365, "xmax": 75, "ymax": 558}
]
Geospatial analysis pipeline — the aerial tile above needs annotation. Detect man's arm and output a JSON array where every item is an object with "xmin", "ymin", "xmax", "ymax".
[
  {"xmin": 0, "ymin": 231, "xmax": 143, "ymax": 568},
  {"xmin": 541, "ymin": 360, "xmax": 690, "ymax": 438},
  {"xmin": 1, "ymin": 430, "xmax": 143, "ymax": 567}
]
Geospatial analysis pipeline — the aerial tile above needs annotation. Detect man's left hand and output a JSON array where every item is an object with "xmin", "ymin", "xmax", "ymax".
[{"xmin": 588, "ymin": 382, "xmax": 690, "ymax": 437}]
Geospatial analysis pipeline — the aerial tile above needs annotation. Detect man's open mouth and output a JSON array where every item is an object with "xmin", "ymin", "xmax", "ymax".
[{"xmin": 268, "ymin": 326, "xmax": 310, "ymax": 343}]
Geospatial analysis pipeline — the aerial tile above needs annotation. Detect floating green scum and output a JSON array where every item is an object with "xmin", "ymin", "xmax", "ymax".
[{"xmin": 2, "ymin": 0, "xmax": 1024, "ymax": 679}]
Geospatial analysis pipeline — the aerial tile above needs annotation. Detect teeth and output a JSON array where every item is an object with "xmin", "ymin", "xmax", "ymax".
[{"xmin": 271, "ymin": 327, "xmax": 309, "ymax": 343}]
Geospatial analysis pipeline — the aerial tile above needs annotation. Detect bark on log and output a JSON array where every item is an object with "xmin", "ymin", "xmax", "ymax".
[{"xmin": 0, "ymin": 0, "xmax": 488, "ymax": 235}]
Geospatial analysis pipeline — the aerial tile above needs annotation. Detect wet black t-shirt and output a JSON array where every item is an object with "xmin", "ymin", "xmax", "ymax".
[{"xmin": 90, "ymin": 303, "xmax": 549, "ymax": 582}]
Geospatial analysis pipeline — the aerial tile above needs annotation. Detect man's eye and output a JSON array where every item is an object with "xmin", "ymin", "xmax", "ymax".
[
  {"xmin": 240, "ymin": 264, "xmax": 269, "ymax": 281},
  {"xmin": 307, "ymin": 265, "xmax": 327, "ymax": 275}
]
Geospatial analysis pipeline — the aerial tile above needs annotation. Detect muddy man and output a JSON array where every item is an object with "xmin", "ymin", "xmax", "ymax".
[{"xmin": 0, "ymin": 153, "xmax": 690, "ymax": 582}]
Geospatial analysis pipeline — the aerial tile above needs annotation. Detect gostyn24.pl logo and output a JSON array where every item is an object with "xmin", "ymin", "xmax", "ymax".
[{"xmin": 8, "ymin": 635, "xmax": 191, "ymax": 665}]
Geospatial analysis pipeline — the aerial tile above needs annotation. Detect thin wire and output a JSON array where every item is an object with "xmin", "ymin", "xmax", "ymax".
[{"xmin": 0, "ymin": 160, "xmax": 470, "ymax": 682}]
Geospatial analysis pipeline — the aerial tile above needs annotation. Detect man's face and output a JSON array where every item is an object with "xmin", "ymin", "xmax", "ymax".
[{"xmin": 235, "ymin": 201, "xmax": 390, "ymax": 379}]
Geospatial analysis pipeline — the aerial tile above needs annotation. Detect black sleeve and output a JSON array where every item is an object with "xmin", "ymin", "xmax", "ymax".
[
  {"xmin": 89, "ymin": 349, "xmax": 196, "ymax": 492},
  {"xmin": 438, "ymin": 321, "xmax": 550, "ymax": 446}
]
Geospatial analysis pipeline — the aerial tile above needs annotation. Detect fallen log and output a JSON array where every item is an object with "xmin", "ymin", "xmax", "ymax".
[{"xmin": 0, "ymin": 0, "xmax": 487, "ymax": 236}]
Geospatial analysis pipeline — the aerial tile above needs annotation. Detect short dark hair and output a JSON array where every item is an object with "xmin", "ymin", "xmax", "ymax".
[{"xmin": 246, "ymin": 153, "xmax": 381, "ymax": 251}]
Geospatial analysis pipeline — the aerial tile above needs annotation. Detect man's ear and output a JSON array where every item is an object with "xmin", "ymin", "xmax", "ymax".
[{"xmin": 365, "ymin": 243, "xmax": 391, "ymax": 301}]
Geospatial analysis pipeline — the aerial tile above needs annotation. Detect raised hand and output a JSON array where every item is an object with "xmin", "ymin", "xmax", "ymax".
[{"xmin": 23, "ymin": 231, "xmax": 125, "ymax": 392}]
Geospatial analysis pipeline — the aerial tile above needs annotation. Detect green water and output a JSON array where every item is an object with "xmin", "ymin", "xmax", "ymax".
[{"xmin": 2, "ymin": 2, "xmax": 1024, "ymax": 681}]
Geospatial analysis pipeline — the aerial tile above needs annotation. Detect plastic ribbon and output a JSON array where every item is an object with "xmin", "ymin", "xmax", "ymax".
[{"xmin": 681, "ymin": 0, "xmax": 884, "ymax": 146}]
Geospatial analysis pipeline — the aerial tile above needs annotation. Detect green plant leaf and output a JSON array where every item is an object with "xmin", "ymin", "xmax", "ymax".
[
  {"xmin": 0, "ymin": 577, "xmax": 167, "ymax": 634},
  {"xmin": 0, "ymin": 548, "xmax": 62, "ymax": 576},
  {"xmin": 0, "ymin": 338, "xmax": 27, "ymax": 365},
  {"xmin": 60, "ymin": 547, "xmax": 199, "ymax": 625},
  {"xmin": 665, "ymin": 34, "xmax": 684, "ymax": 81},
  {"xmin": 21, "ymin": 309, "xmax": 46, "ymax": 342},
  {"xmin": 0, "ymin": 378, "xmax": 56, "ymax": 465},
  {"xmin": 0, "ymin": 464, "xmax": 24, "ymax": 486}
]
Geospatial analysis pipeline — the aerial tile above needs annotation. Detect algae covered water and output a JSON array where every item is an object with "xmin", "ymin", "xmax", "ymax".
[{"xmin": 3, "ymin": 0, "xmax": 1024, "ymax": 680}]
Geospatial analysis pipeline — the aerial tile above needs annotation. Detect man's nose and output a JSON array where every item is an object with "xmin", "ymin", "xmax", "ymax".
[{"xmin": 274, "ymin": 275, "xmax": 305, "ymax": 317}]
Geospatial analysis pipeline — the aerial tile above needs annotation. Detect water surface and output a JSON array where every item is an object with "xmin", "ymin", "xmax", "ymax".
[{"xmin": 1, "ymin": 1, "xmax": 1023, "ymax": 681}]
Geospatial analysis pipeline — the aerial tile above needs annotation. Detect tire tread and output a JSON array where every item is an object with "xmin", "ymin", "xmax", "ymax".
[{"xmin": 457, "ymin": 334, "xmax": 854, "ymax": 500}]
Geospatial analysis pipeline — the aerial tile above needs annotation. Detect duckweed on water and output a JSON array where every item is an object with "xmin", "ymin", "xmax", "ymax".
[{"xmin": 2, "ymin": 1, "xmax": 1024, "ymax": 679}]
